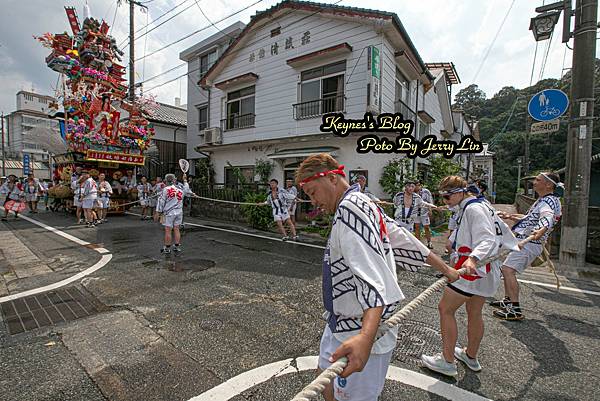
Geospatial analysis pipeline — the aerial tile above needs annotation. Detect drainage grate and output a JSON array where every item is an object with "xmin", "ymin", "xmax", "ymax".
[
  {"xmin": 393, "ymin": 320, "xmax": 461, "ymax": 366},
  {"xmin": 1, "ymin": 287, "xmax": 100, "ymax": 335}
]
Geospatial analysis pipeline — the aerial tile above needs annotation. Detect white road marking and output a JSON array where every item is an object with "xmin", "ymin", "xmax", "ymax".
[
  {"xmin": 0, "ymin": 254, "xmax": 113, "ymax": 303},
  {"xmin": 126, "ymin": 213, "xmax": 600, "ymax": 297},
  {"xmin": 517, "ymin": 278, "xmax": 600, "ymax": 296},
  {"xmin": 0, "ymin": 209, "xmax": 113, "ymax": 303},
  {"xmin": 187, "ymin": 355, "xmax": 493, "ymax": 401}
]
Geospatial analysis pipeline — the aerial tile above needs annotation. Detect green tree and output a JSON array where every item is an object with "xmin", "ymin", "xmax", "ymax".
[
  {"xmin": 254, "ymin": 158, "xmax": 274, "ymax": 183},
  {"xmin": 423, "ymin": 156, "xmax": 461, "ymax": 194},
  {"xmin": 194, "ymin": 157, "xmax": 215, "ymax": 185},
  {"xmin": 453, "ymin": 84, "xmax": 486, "ymax": 117},
  {"xmin": 379, "ymin": 158, "xmax": 414, "ymax": 198}
]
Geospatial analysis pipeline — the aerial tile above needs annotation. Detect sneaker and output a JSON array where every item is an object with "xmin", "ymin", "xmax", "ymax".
[
  {"xmin": 1, "ymin": 217, "xmax": 6, "ymax": 221},
  {"xmin": 454, "ymin": 347, "xmax": 482, "ymax": 372},
  {"xmin": 78, "ymin": 219, "xmax": 84, "ymax": 224},
  {"xmin": 421, "ymin": 353, "xmax": 457, "ymax": 377},
  {"xmin": 172, "ymin": 245, "xmax": 182, "ymax": 253},
  {"xmin": 489, "ymin": 297, "xmax": 510, "ymax": 309},
  {"xmin": 493, "ymin": 304, "xmax": 524, "ymax": 321},
  {"xmin": 282, "ymin": 236, "xmax": 289, "ymax": 241},
  {"xmin": 160, "ymin": 246, "xmax": 171, "ymax": 254},
  {"xmin": 292, "ymin": 236, "xmax": 299, "ymax": 241},
  {"xmin": 427, "ymin": 241, "xmax": 433, "ymax": 249}
]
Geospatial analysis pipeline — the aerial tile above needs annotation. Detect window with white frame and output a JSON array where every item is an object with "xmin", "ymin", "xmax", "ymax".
[
  {"xmin": 223, "ymin": 86, "xmax": 255, "ymax": 130},
  {"xmin": 197, "ymin": 105, "xmax": 208, "ymax": 131},
  {"xmin": 295, "ymin": 60, "xmax": 346, "ymax": 119},
  {"xmin": 199, "ymin": 50, "xmax": 218, "ymax": 79}
]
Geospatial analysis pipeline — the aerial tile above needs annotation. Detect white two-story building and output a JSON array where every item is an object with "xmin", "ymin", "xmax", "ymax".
[{"xmin": 182, "ymin": 0, "xmax": 463, "ymax": 197}]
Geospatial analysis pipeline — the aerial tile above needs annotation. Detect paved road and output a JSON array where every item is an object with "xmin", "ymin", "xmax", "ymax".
[{"xmin": 1, "ymin": 210, "xmax": 599, "ymax": 401}]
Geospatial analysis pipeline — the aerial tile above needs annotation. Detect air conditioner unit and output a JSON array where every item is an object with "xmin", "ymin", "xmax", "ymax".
[{"xmin": 202, "ymin": 127, "xmax": 222, "ymax": 145}]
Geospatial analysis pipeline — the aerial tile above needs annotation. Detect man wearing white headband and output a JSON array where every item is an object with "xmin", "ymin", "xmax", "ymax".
[{"xmin": 492, "ymin": 172, "xmax": 562, "ymax": 320}]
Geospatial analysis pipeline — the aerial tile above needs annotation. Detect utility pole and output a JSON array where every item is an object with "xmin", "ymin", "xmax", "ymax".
[
  {"xmin": 1, "ymin": 112, "xmax": 5, "ymax": 177},
  {"xmin": 524, "ymin": 115, "xmax": 531, "ymax": 175},
  {"xmin": 516, "ymin": 157, "xmax": 522, "ymax": 201},
  {"xmin": 127, "ymin": 0, "xmax": 147, "ymax": 102},
  {"xmin": 560, "ymin": 0, "xmax": 597, "ymax": 266}
]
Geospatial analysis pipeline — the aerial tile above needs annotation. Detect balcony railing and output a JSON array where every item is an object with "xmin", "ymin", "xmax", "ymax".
[
  {"xmin": 293, "ymin": 95, "xmax": 345, "ymax": 120},
  {"xmin": 394, "ymin": 99, "xmax": 416, "ymax": 121},
  {"xmin": 221, "ymin": 113, "xmax": 255, "ymax": 131}
]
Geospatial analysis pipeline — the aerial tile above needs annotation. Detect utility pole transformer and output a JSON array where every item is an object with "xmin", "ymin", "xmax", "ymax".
[{"xmin": 560, "ymin": 0, "xmax": 597, "ymax": 266}]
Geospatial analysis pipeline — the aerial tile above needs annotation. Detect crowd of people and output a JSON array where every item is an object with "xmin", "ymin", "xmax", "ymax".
[
  {"xmin": 2, "ymin": 155, "xmax": 565, "ymax": 401},
  {"xmin": 0, "ymin": 174, "xmax": 48, "ymax": 220},
  {"xmin": 293, "ymin": 153, "xmax": 562, "ymax": 401}
]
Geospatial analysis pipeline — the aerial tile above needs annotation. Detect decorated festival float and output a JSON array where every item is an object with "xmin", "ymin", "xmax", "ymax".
[{"xmin": 36, "ymin": 5, "xmax": 158, "ymax": 212}]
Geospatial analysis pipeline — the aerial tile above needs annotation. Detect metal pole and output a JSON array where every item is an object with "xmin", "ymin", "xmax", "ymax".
[
  {"xmin": 1, "ymin": 112, "xmax": 6, "ymax": 177},
  {"xmin": 524, "ymin": 115, "xmax": 531, "ymax": 175},
  {"xmin": 516, "ymin": 158, "xmax": 522, "ymax": 202},
  {"xmin": 129, "ymin": 0, "xmax": 135, "ymax": 102},
  {"xmin": 559, "ymin": 0, "xmax": 597, "ymax": 267}
]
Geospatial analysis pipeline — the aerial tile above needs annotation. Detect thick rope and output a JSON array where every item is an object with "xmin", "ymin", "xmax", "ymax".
[
  {"xmin": 291, "ymin": 236, "xmax": 535, "ymax": 401},
  {"xmin": 190, "ymin": 193, "xmax": 311, "ymax": 206},
  {"xmin": 541, "ymin": 245, "xmax": 561, "ymax": 290}
]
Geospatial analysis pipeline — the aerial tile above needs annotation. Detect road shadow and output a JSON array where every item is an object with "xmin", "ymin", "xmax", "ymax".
[
  {"xmin": 498, "ymin": 318, "xmax": 580, "ymax": 401},
  {"xmin": 545, "ymin": 313, "xmax": 600, "ymax": 340},
  {"xmin": 534, "ymin": 289, "xmax": 595, "ymax": 308}
]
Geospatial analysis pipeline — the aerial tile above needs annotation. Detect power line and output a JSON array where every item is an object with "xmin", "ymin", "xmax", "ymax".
[
  {"xmin": 193, "ymin": 0, "xmax": 238, "ymax": 41},
  {"xmin": 136, "ymin": 0, "xmax": 264, "ymax": 62},
  {"xmin": 142, "ymin": 0, "xmax": 346, "ymax": 93},
  {"xmin": 120, "ymin": 0, "xmax": 197, "ymax": 48},
  {"xmin": 529, "ymin": 41, "xmax": 539, "ymax": 86},
  {"xmin": 538, "ymin": 30, "xmax": 554, "ymax": 81},
  {"xmin": 470, "ymin": 0, "xmax": 516, "ymax": 84},
  {"xmin": 141, "ymin": 62, "xmax": 186, "ymax": 84}
]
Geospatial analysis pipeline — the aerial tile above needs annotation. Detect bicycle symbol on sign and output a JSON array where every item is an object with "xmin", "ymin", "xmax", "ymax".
[{"xmin": 540, "ymin": 106, "xmax": 561, "ymax": 118}]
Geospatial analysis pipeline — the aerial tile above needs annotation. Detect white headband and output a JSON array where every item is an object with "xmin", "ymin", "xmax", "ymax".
[{"xmin": 541, "ymin": 173, "xmax": 564, "ymax": 189}]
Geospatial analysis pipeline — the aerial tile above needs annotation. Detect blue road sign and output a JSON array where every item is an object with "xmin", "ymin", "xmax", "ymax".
[
  {"xmin": 23, "ymin": 154, "xmax": 30, "ymax": 176},
  {"xmin": 528, "ymin": 89, "xmax": 569, "ymax": 121}
]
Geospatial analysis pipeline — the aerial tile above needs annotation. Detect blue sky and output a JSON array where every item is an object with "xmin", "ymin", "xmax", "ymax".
[{"xmin": 0, "ymin": 0, "xmax": 594, "ymax": 113}]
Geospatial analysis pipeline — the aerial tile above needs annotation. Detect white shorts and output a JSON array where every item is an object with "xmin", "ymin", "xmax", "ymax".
[
  {"xmin": 25, "ymin": 194, "xmax": 38, "ymax": 202},
  {"xmin": 73, "ymin": 197, "xmax": 82, "ymax": 208},
  {"xmin": 415, "ymin": 215, "xmax": 430, "ymax": 226},
  {"xmin": 319, "ymin": 325, "xmax": 392, "ymax": 401},
  {"xmin": 82, "ymin": 198, "xmax": 97, "ymax": 209},
  {"xmin": 139, "ymin": 199, "xmax": 149, "ymax": 207},
  {"xmin": 502, "ymin": 242, "xmax": 543, "ymax": 274},
  {"xmin": 99, "ymin": 197, "xmax": 110, "ymax": 209},
  {"xmin": 274, "ymin": 212, "xmax": 290, "ymax": 222},
  {"xmin": 163, "ymin": 213, "xmax": 183, "ymax": 228}
]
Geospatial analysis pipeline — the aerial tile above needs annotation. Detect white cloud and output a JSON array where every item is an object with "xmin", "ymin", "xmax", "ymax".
[{"xmin": 0, "ymin": 0, "xmax": 597, "ymax": 113}]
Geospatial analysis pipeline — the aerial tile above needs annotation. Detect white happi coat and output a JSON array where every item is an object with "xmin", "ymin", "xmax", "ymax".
[
  {"xmin": 323, "ymin": 185, "xmax": 431, "ymax": 354},
  {"xmin": 98, "ymin": 180, "xmax": 113, "ymax": 198},
  {"xmin": 156, "ymin": 184, "xmax": 185, "ymax": 216},
  {"xmin": 512, "ymin": 194, "xmax": 561, "ymax": 245},
  {"xmin": 418, "ymin": 188, "xmax": 433, "ymax": 215},
  {"xmin": 449, "ymin": 197, "xmax": 519, "ymax": 297},
  {"xmin": 1, "ymin": 182, "xmax": 23, "ymax": 201},
  {"xmin": 393, "ymin": 192, "xmax": 424, "ymax": 229},
  {"xmin": 137, "ymin": 183, "xmax": 153, "ymax": 200},
  {"xmin": 82, "ymin": 178, "xmax": 98, "ymax": 200},
  {"xmin": 266, "ymin": 188, "xmax": 295, "ymax": 217}
]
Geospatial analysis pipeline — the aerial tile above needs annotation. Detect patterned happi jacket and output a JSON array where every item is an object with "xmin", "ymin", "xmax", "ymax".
[{"xmin": 322, "ymin": 185, "xmax": 431, "ymax": 354}]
